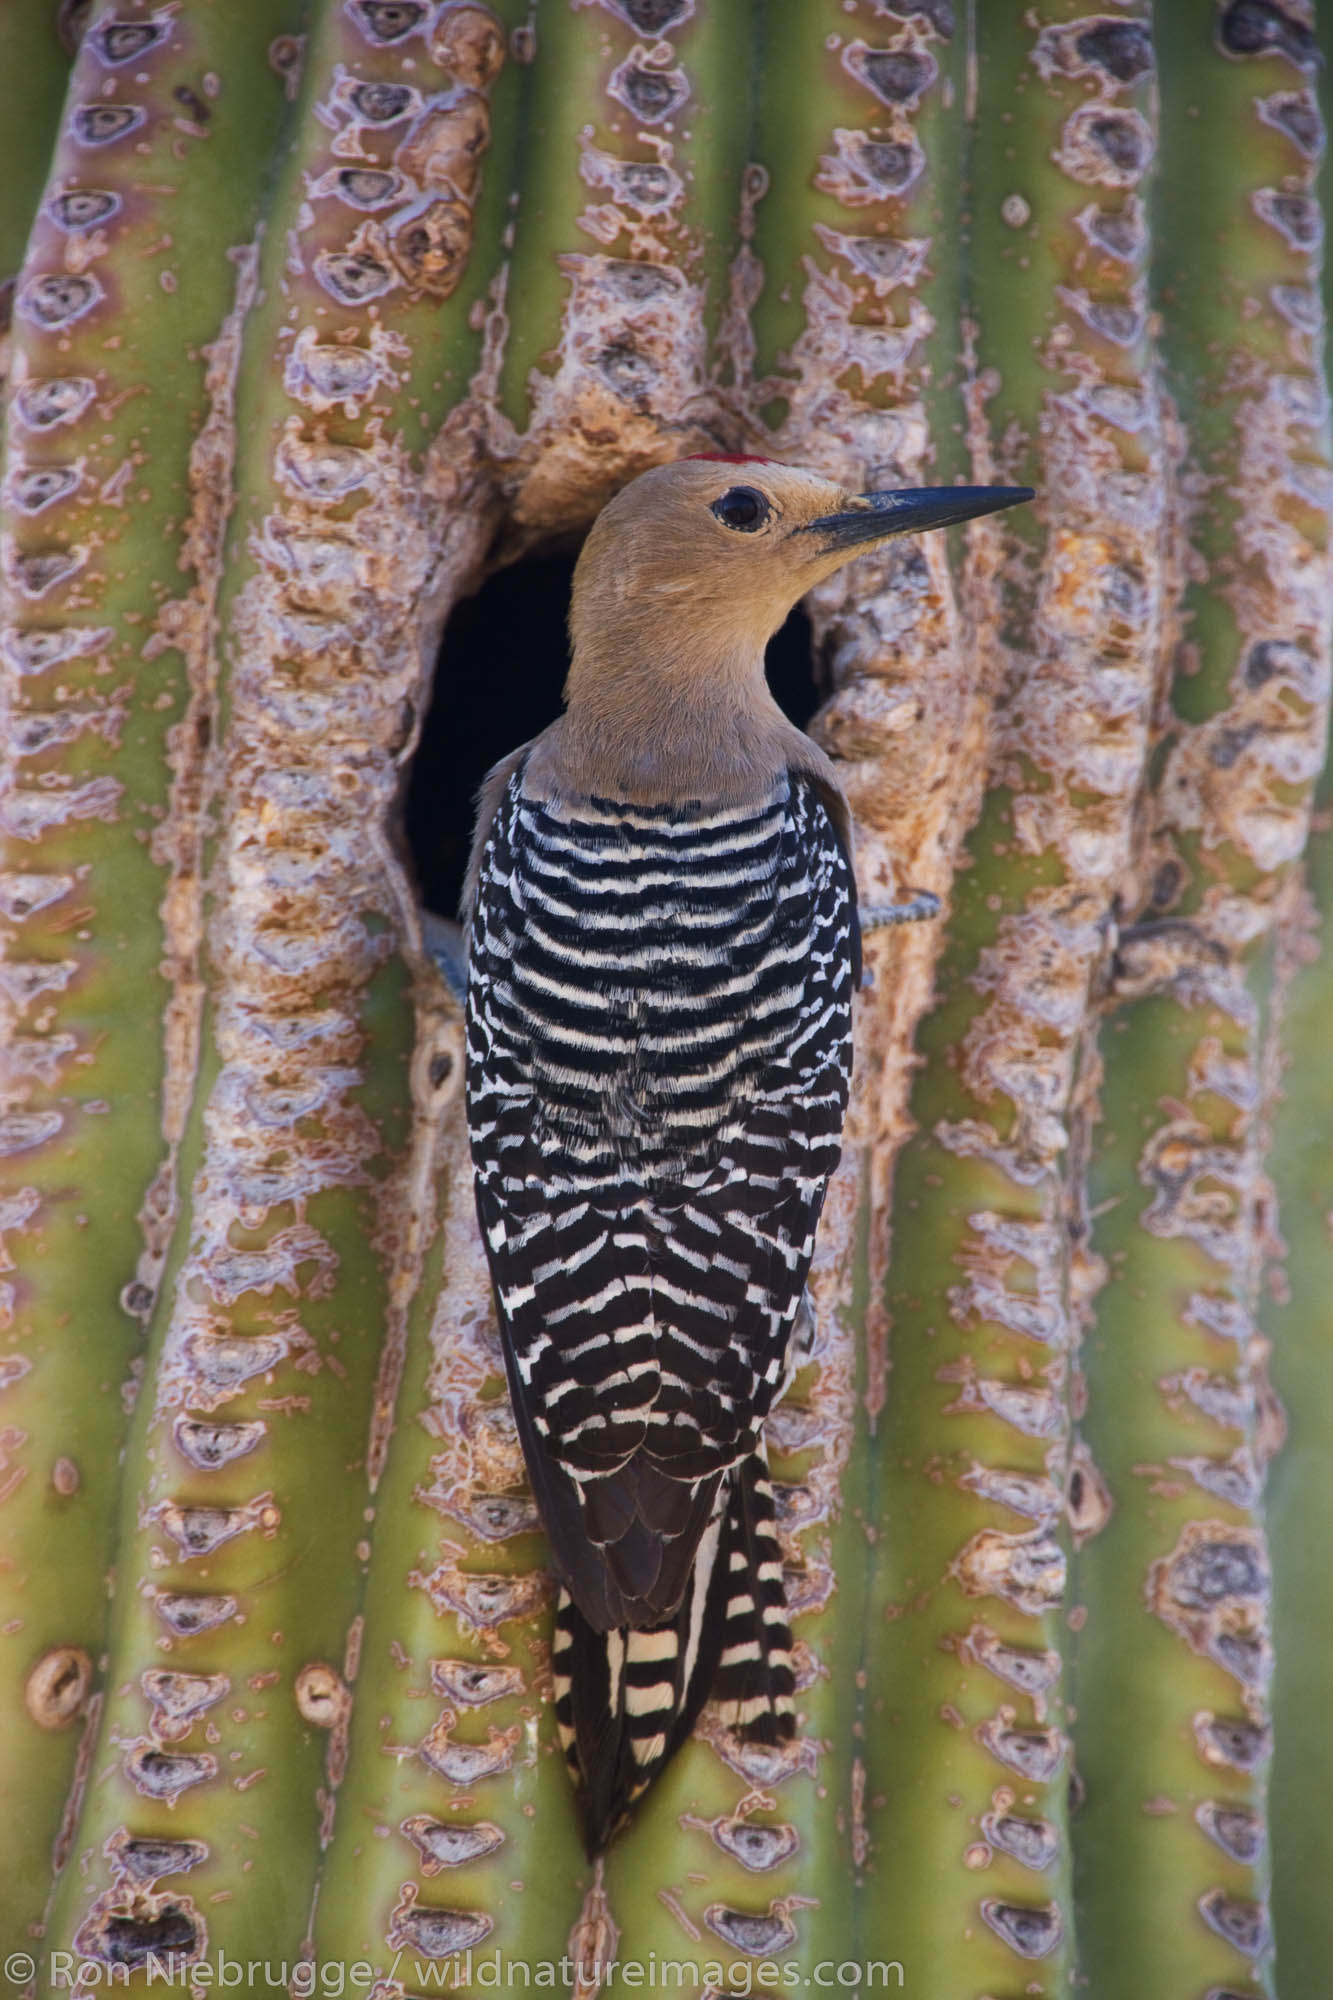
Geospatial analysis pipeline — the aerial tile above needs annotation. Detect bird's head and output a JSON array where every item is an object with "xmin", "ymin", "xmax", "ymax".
[
  {"xmin": 568, "ymin": 455, "xmax": 1034, "ymax": 666},
  {"xmin": 551, "ymin": 457, "xmax": 1033, "ymax": 801}
]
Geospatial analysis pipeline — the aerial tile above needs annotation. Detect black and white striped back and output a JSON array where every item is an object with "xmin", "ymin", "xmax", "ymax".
[{"xmin": 464, "ymin": 762, "xmax": 856, "ymax": 1844}]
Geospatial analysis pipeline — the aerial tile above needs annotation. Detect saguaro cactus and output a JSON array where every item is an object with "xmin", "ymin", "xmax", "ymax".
[{"xmin": 0, "ymin": 3, "xmax": 1329, "ymax": 1996}]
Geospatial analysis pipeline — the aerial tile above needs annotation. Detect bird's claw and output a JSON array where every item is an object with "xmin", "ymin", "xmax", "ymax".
[{"xmin": 861, "ymin": 890, "xmax": 941, "ymax": 930}]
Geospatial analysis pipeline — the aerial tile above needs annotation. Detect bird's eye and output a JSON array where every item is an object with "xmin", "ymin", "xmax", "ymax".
[{"xmin": 710, "ymin": 485, "xmax": 771, "ymax": 533}]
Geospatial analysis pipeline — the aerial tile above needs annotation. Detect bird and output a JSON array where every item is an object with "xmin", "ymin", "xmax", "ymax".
[{"xmin": 461, "ymin": 456, "xmax": 1033, "ymax": 1851}]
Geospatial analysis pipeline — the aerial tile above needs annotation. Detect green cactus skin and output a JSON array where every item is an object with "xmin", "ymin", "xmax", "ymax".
[
  {"xmin": 39, "ymin": 0, "xmax": 525, "ymax": 1979},
  {"xmin": 305, "ymin": 1066, "xmax": 588, "ymax": 1973},
  {"xmin": 1269, "ymin": 21, "xmax": 1333, "ymax": 1973},
  {"xmin": 494, "ymin": 0, "xmax": 753, "ymax": 449},
  {"xmin": 1268, "ymin": 792, "xmax": 1333, "ymax": 1994},
  {"xmin": 1069, "ymin": 10, "xmax": 1330, "ymax": 2000},
  {"xmin": 0, "ymin": 0, "xmax": 302, "ymax": 1951},
  {"xmin": 856, "ymin": 4, "xmax": 1165, "ymax": 1989},
  {"xmin": 0, "ymin": 2, "xmax": 72, "ymax": 311}
]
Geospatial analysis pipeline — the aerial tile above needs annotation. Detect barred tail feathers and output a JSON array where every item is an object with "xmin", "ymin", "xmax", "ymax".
[
  {"xmin": 711, "ymin": 1453, "xmax": 797, "ymax": 1743},
  {"xmin": 552, "ymin": 1455, "xmax": 795, "ymax": 1854}
]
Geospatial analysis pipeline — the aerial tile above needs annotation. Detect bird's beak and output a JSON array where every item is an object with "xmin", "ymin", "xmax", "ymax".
[{"xmin": 802, "ymin": 484, "xmax": 1035, "ymax": 553}]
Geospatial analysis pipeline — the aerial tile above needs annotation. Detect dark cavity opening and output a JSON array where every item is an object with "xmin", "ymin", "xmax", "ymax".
[{"xmin": 403, "ymin": 550, "xmax": 824, "ymax": 921}]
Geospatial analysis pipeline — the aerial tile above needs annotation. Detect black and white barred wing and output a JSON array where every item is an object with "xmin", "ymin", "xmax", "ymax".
[{"xmin": 464, "ymin": 766, "xmax": 857, "ymax": 1632}]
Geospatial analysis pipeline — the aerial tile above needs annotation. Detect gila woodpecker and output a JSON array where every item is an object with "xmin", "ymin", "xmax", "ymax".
[{"xmin": 462, "ymin": 457, "xmax": 1033, "ymax": 1852}]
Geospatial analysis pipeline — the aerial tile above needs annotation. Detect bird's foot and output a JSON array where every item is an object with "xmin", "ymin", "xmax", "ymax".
[
  {"xmin": 861, "ymin": 891, "xmax": 941, "ymax": 929},
  {"xmin": 421, "ymin": 909, "xmax": 468, "ymax": 1000}
]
